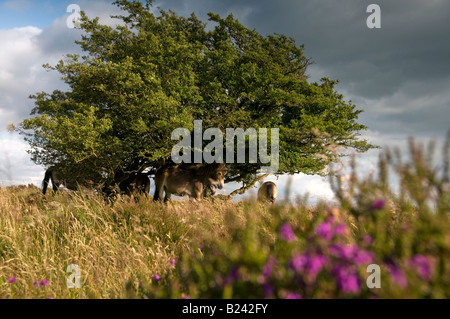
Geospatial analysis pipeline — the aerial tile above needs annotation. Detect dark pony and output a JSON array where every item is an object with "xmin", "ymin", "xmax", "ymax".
[
  {"xmin": 42, "ymin": 167, "xmax": 76, "ymax": 195},
  {"xmin": 119, "ymin": 171, "xmax": 154, "ymax": 197},
  {"xmin": 42, "ymin": 167, "xmax": 152, "ymax": 197}
]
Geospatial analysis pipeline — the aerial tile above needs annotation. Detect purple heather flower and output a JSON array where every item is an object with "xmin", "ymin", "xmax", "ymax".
[
  {"xmin": 290, "ymin": 253, "xmax": 327, "ymax": 281},
  {"xmin": 224, "ymin": 266, "xmax": 240, "ymax": 285},
  {"xmin": 353, "ymin": 249, "xmax": 374, "ymax": 265},
  {"xmin": 40, "ymin": 279, "xmax": 50, "ymax": 287},
  {"xmin": 409, "ymin": 255, "xmax": 433, "ymax": 281},
  {"xmin": 261, "ymin": 283, "xmax": 274, "ymax": 298},
  {"xmin": 306, "ymin": 254, "xmax": 328, "ymax": 280},
  {"xmin": 333, "ymin": 265, "xmax": 360, "ymax": 294},
  {"xmin": 363, "ymin": 235, "xmax": 373, "ymax": 245},
  {"xmin": 280, "ymin": 223, "xmax": 296, "ymax": 242},
  {"xmin": 8, "ymin": 276, "xmax": 17, "ymax": 283},
  {"xmin": 290, "ymin": 254, "xmax": 308, "ymax": 272},
  {"xmin": 285, "ymin": 292, "xmax": 302, "ymax": 299},
  {"xmin": 329, "ymin": 244, "xmax": 357, "ymax": 260},
  {"xmin": 333, "ymin": 223, "xmax": 347, "ymax": 236},
  {"xmin": 315, "ymin": 219, "xmax": 334, "ymax": 240},
  {"xmin": 341, "ymin": 245, "xmax": 359, "ymax": 260},
  {"xmin": 262, "ymin": 256, "xmax": 277, "ymax": 279},
  {"xmin": 33, "ymin": 280, "xmax": 39, "ymax": 287},
  {"xmin": 182, "ymin": 295, "xmax": 190, "ymax": 299},
  {"xmin": 371, "ymin": 199, "xmax": 385, "ymax": 210},
  {"xmin": 153, "ymin": 274, "xmax": 161, "ymax": 281},
  {"xmin": 329, "ymin": 244, "xmax": 373, "ymax": 265},
  {"xmin": 169, "ymin": 259, "xmax": 176, "ymax": 267},
  {"xmin": 387, "ymin": 263, "xmax": 407, "ymax": 288}
]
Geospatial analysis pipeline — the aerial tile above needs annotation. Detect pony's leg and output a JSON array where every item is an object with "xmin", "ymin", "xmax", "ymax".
[
  {"xmin": 52, "ymin": 181, "xmax": 60, "ymax": 193},
  {"xmin": 192, "ymin": 182, "xmax": 203, "ymax": 201},
  {"xmin": 164, "ymin": 192, "xmax": 171, "ymax": 203},
  {"xmin": 153, "ymin": 186, "xmax": 160, "ymax": 201},
  {"xmin": 153, "ymin": 178, "xmax": 165, "ymax": 202}
]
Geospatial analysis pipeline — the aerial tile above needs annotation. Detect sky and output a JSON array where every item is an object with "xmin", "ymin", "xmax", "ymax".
[{"xmin": 0, "ymin": 0, "xmax": 449, "ymax": 203}]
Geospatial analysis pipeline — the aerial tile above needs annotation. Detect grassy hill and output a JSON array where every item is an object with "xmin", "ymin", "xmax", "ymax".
[{"xmin": 1, "ymin": 139, "xmax": 450, "ymax": 299}]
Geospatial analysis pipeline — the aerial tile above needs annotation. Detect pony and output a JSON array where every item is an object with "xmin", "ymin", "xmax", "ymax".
[
  {"xmin": 153, "ymin": 163, "xmax": 227, "ymax": 202},
  {"xmin": 120, "ymin": 172, "xmax": 152, "ymax": 197},
  {"xmin": 257, "ymin": 181, "xmax": 277, "ymax": 203},
  {"xmin": 42, "ymin": 167, "xmax": 76, "ymax": 195},
  {"xmin": 42, "ymin": 167, "xmax": 152, "ymax": 197}
]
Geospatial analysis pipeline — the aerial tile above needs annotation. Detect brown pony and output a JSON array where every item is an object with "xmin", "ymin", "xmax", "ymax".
[
  {"xmin": 258, "ymin": 181, "xmax": 277, "ymax": 203},
  {"xmin": 153, "ymin": 163, "xmax": 227, "ymax": 202}
]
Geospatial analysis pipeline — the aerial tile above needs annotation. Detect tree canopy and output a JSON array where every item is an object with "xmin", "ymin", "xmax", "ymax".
[{"xmin": 17, "ymin": 0, "xmax": 375, "ymax": 195}]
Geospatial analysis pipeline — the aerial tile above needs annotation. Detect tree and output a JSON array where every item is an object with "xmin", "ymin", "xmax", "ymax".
[{"xmin": 17, "ymin": 0, "xmax": 375, "ymax": 196}]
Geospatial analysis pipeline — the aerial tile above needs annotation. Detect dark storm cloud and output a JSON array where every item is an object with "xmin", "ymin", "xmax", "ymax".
[
  {"xmin": 155, "ymin": 0, "xmax": 450, "ymax": 137},
  {"xmin": 156, "ymin": 0, "xmax": 450, "ymax": 96}
]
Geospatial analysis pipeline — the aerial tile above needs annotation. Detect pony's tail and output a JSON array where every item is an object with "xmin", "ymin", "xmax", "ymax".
[{"xmin": 42, "ymin": 169, "xmax": 52, "ymax": 195}]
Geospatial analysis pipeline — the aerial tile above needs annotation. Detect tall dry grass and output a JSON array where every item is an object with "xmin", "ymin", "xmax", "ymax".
[
  {"xmin": 0, "ymin": 186, "xmax": 286, "ymax": 298},
  {"xmin": 1, "ymin": 136, "xmax": 450, "ymax": 299}
]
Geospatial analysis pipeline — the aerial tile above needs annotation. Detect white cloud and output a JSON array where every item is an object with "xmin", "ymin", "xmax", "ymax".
[
  {"xmin": 0, "ymin": 1, "xmax": 124, "ymax": 187},
  {"xmin": 0, "ymin": 1, "xmax": 128, "ymax": 128},
  {"xmin": 0, "ymin": 133, "xmax": 43, "ymax": 186},
  {"xmin": 0, "ymin": 26, "xmax": 56, "ymax": 126}
]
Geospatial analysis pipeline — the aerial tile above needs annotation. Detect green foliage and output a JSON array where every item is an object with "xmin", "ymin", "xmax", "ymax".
[{"xmin": 16, "ymin": 0, "xmax": 374, "ymax": 192}]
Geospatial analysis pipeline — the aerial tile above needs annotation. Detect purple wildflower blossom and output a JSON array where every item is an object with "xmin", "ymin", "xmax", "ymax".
[
  {"xmin": 153, "ymin": 274, "xmax": 161, "ymax": 281},
  {"xmin": 409, "ymin": 255, "xmax": 433, "ymax": 281},
  {"xmin": 363, "ymin": 235, "xmax": 373, "ymax": 245},
  {"xmin": 333, "ymin": 224, "xmax": 347, "ymax": 236},
  {"xmin": 280, "ymin": 223, "xmax": 296, "ymax": 242},
  {"xmin": 315, "ymin": 219, "xmax": 334, "ymax": 240},
  {"xmin": 33, "ymin": 280, "xmax": 39, "ymax": 287},
  {"xmin": 182, "ymin": 295, "xmax": 190, "ymax": 299},
  {"xmin": 262, "ymin": 256, "xmax": 277, "ymax": 279},
  {"xmin": 353, "ymin": 249, "xmax": 373, "ymax": 265},
  {"xmin": 329, "ymin": 244, "xmax": 356, "ymax": 260},
  {"xmin": 8, "ymin": 276, "xmax": 17, "ymax": 283},
  {"xmin": 306, "ymin": 254, "xmax": 328, "ymax": 280},
  {"xmin": 261, "ymin": 283, "xmax": 274, "ymax": 298},
  {"xmin": 332, "ymin": 265, "xmax": 361, "ymax": 294},
  {"xmin": 40, "ymin": 279, "xmax": 50, "ymax": 287},
  {"xmin": 290, "ymin": 253, "xmax": 327, "ymax": 281},
  {"xmin": 329, "ymin": 244, "xmax": 373, "ymax": 265},
  {"xmin": 289, "ymin": 254, "xmax": 307, "ymax": 272},
  {"xmin": 224, "ymin": 266, "xmax": 240, "ymax": 285},
  {"xmin": 370, "ymin": 199, "xmax": 385, "ymax": 210},
  {"xmin": 169, "ymin": 259, "xmax": 176, "ymax": 267},
  {"xmin": 387, "ymin": 263, "xmax": 407, "ymax": 288},
  {"xmin": 333, "ymin": 265, "xmax": 360, "ymax": 294},
  {"xmin": 285, "ymin": 292, "xmax": 302, "ymax": 299}
]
